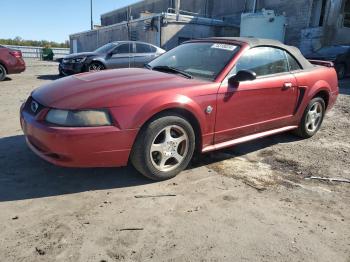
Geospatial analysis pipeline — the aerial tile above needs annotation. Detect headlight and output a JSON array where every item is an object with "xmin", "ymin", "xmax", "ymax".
[
  {"xmin": 71, "ymin": 57, "xmax": 87, "ymax": 63},
  {"xmin": 45, "ymin": 109, "xmax": 112, "ymax": 127}
]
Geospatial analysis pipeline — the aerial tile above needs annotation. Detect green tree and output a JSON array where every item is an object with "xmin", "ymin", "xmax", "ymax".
[{"xmin": 0, "ymin": 37, "xmax": 69, "ymax": 48}]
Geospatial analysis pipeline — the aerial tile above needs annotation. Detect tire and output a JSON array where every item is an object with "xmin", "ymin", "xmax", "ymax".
[
  {"xmin": 0, "ymin": 64, "xmax": 7, "ymax": 81},
  {"xmin": 58, "ymin": 67, "xmax": 65, "ymax": 76},
  {"xmin": 335, "ymin": 63, "xmax": 346, "ymax": 80},
  {"xmin": 88, "ymin": 62, "xmax": 105, "ymax": 72},
  {"xmin": 293, "ymin": 97, "xmax": 326, "ymax": 138},
  {"xmin": 131, "ymin": 114, "xmax": 196, "ymax": 181}
]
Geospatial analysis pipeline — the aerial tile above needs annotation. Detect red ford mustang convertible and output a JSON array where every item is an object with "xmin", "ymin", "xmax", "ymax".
[{"xmin": 20, "ymin": 37, "xmax": 338, "ymax": 180}]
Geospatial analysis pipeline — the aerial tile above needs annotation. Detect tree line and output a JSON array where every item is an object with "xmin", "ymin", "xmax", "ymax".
[{"xmin": 0, "ymin": 37, "xmax": 69, "ymax": 48}]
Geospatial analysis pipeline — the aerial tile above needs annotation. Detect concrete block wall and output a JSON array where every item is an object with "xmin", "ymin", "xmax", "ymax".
[
  {"xmin": 101, "ymin": 0, "xmax": 247, "ymax": 26},
  {"xmin": 100, "ymin": 0, "xmax": 315, "ymax": 47},
  {"xmin": 101, "ymin": 0, "xmax": 173, "ymax": 26}
]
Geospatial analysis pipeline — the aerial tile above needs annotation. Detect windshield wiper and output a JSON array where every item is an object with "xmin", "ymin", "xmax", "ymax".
[
  {"xmin": 144, "ymin": 63, "xmax": 152, "ymax": 70},
  {"xmin": 151, "ymin": 65, "xmax": 193, "ymax": 79}
]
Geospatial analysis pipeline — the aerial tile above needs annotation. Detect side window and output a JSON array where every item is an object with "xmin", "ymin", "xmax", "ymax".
[
  {"xmin": 285, "ymin": 52, "xmax": 301, "ymax": 71},
  {"xmin": 114, "ymin": 43, "xmax": 132, "ymax": 54},
  {"xmin": 231, "ymin": 47, "xmax": 289, "ymax": 77},
  {"xmin": 149, "ymin": 45, "xmax": 157, "ymax": 53},
  {"xmin": 136, "ymin": 43, "xmax": 151, "ymax": 53}
]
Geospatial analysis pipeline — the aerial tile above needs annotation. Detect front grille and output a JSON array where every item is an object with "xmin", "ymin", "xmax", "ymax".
[{"xmin": 23, "ymin": 97, "xmax": 45, "ymax": 116}]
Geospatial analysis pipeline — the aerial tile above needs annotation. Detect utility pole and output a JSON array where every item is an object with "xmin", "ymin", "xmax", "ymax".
[
  {"xmin": 175, "ymin": 0, "xmax": 180, "ymax": 21},
  {"xmin": 90, "ymin": 0, "xmax": 93, "ymax": 30}
]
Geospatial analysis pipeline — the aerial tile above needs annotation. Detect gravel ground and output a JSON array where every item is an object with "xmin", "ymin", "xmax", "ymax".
[{"xmin": 0, "ymin": 60, "xmax": 349, "ymax": 262}]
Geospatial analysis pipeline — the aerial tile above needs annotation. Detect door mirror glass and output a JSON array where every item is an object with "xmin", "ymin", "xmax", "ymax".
[{"xmin": 229, "ymin": 70, "xmax": 256, "ymax": 84}]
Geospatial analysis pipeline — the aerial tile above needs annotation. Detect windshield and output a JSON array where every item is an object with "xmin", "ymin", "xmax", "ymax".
[
  {"xmin": 148, "ymin": 42, "xmax": 239, "ymax": 81},
  {"xmin": 316, "ymin": 46, "xmax": 350, "ymax": 56},
  {"xmin": 94, "ymin": 43, "xmax": 116, "ymax": 54}
]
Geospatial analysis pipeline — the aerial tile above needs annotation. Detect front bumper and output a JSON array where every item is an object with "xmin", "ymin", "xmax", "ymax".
[
  {"xmin": 59, "ymin": 62, "xmax": 85, "ymax": 75},
  {"xmin": 20, "ymin": 108, "xmax": 138, "ymax": 168}
]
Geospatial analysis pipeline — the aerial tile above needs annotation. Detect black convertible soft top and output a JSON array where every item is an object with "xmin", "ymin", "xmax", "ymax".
[{"xmin": 201, "ymin": 37, "xmax": 314, "ymax": 70}]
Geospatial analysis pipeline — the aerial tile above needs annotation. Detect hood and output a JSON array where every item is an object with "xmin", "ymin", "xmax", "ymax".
[
  {"xmin": 32, "ymin": 68, "xmax": 209, "ymax": 109},
  {"xmin": 64, "ymin": 52, "xmax": 97, "ymax": 59}
]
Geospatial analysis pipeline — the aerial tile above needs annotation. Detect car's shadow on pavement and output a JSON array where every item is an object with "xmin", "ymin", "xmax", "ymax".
[
  {"xmin": 0, "ymin": 77, "xmax": 13, "ymax": 82},
  {"xmin": 36, "ymin": 74, "xmax": 61, "ymax": 80},
  {"xmin": 190, "ymin": 133, "xmax": 303, "ymax": 167},
  {"xmin": 0, "ymin": 133, "xmax": 302, "ymax": 202},
  {"xmin": 0, "ymin": 135, "xmax": 152, "ymax": 202}
]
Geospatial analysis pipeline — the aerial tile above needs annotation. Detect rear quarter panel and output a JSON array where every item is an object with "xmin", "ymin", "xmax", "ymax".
[
  {"xmin": 0, "ymin": 48, "xmax": 25, "ymax": 74},
  {"xmin": 292, "ymin": 66, "xmax": 338, "ymax": 119}
]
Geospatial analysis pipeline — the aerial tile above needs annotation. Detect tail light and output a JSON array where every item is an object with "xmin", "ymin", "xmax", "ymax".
[{"xmin": 9, "ymin": 50, "xmax": 22, "ymax": 58}]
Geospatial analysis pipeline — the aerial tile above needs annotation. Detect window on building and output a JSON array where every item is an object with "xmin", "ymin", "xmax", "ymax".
[
  {"xmin": 230, "ymin": 47, "xmax": 289, "ymax": 77},
  {"xmin": 344, "ymin": 0, "xmax": 350, "ymax": 27}
]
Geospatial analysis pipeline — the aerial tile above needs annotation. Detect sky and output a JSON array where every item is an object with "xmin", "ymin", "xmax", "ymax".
[{"xmin": 0, "ymin": 0, "xmax": 141, "ymax": 43}]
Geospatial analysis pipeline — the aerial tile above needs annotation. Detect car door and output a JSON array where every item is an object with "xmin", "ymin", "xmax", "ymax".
[
  {"xmin": 105, "ymin": 43, "xmax": 133, "ymax": 69},
  {"xmin": 133, "ymin": 43, "xmax": 157, "ymax": 67},
  {"xmin": 214, "ymin": 46, "xmax": 299, "ymax": 144}
]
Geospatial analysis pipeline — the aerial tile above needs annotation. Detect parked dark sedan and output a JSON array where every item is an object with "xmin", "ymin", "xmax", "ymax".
[
  {"xmin": 59, "ymin": 41, "xmax": 165, "ymax": 75},
  {"xmin": 305, "ymin": 45, "xmax": 350, "ymax": 79}
]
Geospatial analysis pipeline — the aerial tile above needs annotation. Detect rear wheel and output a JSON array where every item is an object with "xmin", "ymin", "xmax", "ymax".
[
  {"xmin": 0, "ymin": 64, "xmax": 7, "ymax": 81},
  {"xmin": 88, "ymin": 62, "xmax": 105, "ymax": 72},
  {"xmin": 131, "ymin": 114, "xmax": 195, "ymax": 181},
  {"xmin": 294, "ymin": 97, "xmax": 325, "ymax": 138}
]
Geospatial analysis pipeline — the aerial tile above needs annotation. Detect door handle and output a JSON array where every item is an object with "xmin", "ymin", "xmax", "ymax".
[{"xmin": 282, "ymin": 82, "xmax": 293, "ymax": 90}]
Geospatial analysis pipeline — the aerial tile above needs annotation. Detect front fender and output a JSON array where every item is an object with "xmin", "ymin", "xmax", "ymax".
[{"xmin": 133, "ymin": 94, "xmax": 207, "ymax": 133}]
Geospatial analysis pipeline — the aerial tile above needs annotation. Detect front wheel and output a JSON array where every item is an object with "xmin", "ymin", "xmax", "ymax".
[
  {"xmin": 88, "ymin": 62, "xmax": 105, "ymax": 72},
  {"xmin": 294, "ymin": 97, "xmax": 325, "ymax": 138},
  {"xmin": 131, "ymin": 115, "xmax": 195, "ymax": 181}
]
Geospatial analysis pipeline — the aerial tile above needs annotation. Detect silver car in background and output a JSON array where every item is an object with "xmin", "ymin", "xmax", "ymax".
[{"xmin": 59, "ymin": 41, "xmax": 165, "ymax": 75}]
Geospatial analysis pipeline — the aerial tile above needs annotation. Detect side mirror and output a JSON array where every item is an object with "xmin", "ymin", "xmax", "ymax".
[{"xmin": 228, "ymin": 70, "xmax": 256, "ymax": 85}]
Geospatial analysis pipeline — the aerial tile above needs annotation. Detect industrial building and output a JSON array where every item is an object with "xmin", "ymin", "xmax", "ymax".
[
  {"xmin": 70, "ymin": 0, "xmax": 350, "ymax": 54},
  {"xmin": 70, "ymin": 12, "xmax": 239, "ymax": 53}
]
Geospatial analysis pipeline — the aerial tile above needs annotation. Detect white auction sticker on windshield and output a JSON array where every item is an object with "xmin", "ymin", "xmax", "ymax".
[{"xmin": 211, "ymin": 43, "xmax": 237, "ymax": 51}]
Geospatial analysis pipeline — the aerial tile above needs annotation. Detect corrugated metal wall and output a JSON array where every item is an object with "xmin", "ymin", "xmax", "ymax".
[{"xmin": 70, "ymin": 16, "xmax": 161, "ymax": 53}]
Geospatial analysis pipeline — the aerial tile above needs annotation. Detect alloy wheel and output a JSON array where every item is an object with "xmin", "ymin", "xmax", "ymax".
[
  {"xmin": 88, "ymin": 63, "xmax": 103, "ymax": 72},
  {"xmin": 305, "ymin": 101, "xmax": 323, "ymax": 133},
  {"xmin": 150, "ymin": 125, "xmax": 189, "ymax": 172}
]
